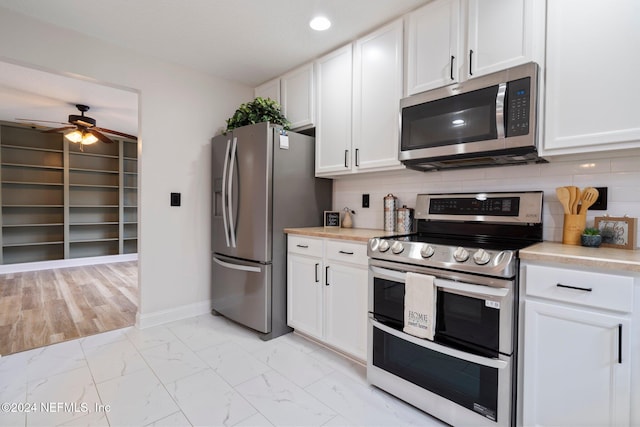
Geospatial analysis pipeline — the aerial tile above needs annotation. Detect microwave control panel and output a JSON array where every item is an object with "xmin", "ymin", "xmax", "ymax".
[{"xmin": 505, "ymin": 77, "xmax": 530, "ymax": 137}]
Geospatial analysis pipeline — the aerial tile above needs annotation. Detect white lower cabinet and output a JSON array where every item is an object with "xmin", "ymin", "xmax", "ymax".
[
  {"xmin": 287, "ymin": 235, "xmax": 368, "ymax": 361},
  {"xmin": 520, "ymin": 262, "xmax": 634, "ymax": 427},
  {"xmin": 324, "ymin": 260, "xmax": 368, "ymax": 360},
  {"xmin": 287, "ymin": 252, "xmax": 323, "ymax": 338}
]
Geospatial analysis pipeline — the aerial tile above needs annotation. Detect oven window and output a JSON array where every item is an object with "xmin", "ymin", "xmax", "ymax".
[
  {"xmin": 401, "ymin": 86, "xmax": 498, "ymax": 151},
  {"xmin": 372, "ymin": 277, "xmax": 404, "ymax": 329},
  {"xmin": 436, "ymin": 290, "xmax": 500, "ymax": 357},
  {"xmin": 373, "ymin": 326, "xmax": 499, "ymax": 421}
]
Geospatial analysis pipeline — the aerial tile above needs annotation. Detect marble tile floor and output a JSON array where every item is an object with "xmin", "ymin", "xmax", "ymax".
[{"xmin": 0, "ymin": 313, "xmax": 447, "ymax": 427}]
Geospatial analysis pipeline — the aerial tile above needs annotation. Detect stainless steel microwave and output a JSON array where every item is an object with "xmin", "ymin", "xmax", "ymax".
[{"xmin": 399, "ymin": 62, "xmax": 545, "ymax": 171}]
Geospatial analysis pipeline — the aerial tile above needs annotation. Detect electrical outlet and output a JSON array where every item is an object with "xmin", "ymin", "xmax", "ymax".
[
  {"xmin": 589, "ymin": 187, "xmax": 608, "ymax": 210},
  {"xmin": 362, "ymin": 194, "xmax": 370, "ymax": 208}
]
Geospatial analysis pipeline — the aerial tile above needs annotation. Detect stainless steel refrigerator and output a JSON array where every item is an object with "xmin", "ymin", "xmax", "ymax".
[{"xmin": 211, "ymin": 122, "xmax": 332, "ymax": 340}]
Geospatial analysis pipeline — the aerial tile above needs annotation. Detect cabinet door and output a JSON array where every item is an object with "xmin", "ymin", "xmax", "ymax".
[
  {"xmin": 254, "ymin": 77, "xmax": 280, "ymax": 104},
  {"xmin": 281, "ymin": 63, "xmax": 314, "ymax": 130},
  {"xmin": 352, "ymin": 19, "xmax": 404, "ymax": 172},
  {"xmin": 324, "ymin": 262, "xmax": 368, "ymax": 360},
  {"xmin": 523, "ymin": 300, "xmax": 631, "ymax": 427},
  {"xmin": 315, "ymin": 44, "xmax": 353, "ymax": 176},
  {"xmin": 467, "ymin": 0, "xmax": 534, "ymax": 78},
  {"xmin": 543, "ymin": 0, "xmax": 640, "ymax": 154},
  {"xmin": 406, "ymin": 0, "xmax": 461, "ymax": 95},
  {"xmin": 287, "ymin": 253, "xmax": 323, "ymax": 338}
]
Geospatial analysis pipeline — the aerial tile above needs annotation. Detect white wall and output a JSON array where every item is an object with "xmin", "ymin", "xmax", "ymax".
[
  {"xmin": 0, "ymin": 8, "xmax": 253, "ymax": 325},
  {"xmin": 334, "ymin": 152, "xmax": 640, "ymax": 245}
]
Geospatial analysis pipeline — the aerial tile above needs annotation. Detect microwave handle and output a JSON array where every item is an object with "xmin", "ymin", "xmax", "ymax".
[
  {"xmin": 370, "ymin": 266, "xmax": 509, "ymax": 299},
  {"xmin": 370, "ymin": 319, "xmax": 508, "ymax": 370},
  {"xmin": 496, "ymin": 82, "xmax": 506, "ymax": 139}
]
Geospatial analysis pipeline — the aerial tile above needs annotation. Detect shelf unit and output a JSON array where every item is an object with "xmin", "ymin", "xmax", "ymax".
[
  {"xmin": 0, "ymin": 123, "xmax": 138, "ymax": 264},
  {"xmin": 121, "ymin": 139, "xmax": 138, "ymax": 254}
]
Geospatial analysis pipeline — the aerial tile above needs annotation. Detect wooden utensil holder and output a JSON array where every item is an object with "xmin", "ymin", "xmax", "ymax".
[{"xmin": 562, "ymin": 213, "xmax": 587, "ymax": 245}]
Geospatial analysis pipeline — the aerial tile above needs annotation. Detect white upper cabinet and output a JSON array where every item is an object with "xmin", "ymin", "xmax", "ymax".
[
  {"xmin": 254, "ymin": 77, "xmax": 280, "ymax": 104},
  {"xmin": 281, "ymin": 63, "xmax": 315, "ymax": 130},
  {"xmin": 467, "ymin": 0, "xmax": 538, "ymax": 78},
  {"xmin": 352, "ymin": 19, "xmax": 404, "ymax": 172},
  {"xmin": 406, "ymin": 0, "xmax": 461, "ymax": 95},
  {"xmin": 254, "ymin": 62, "xmax": 314, "ymax": 131},
  {"xmin": 542, "ymin": 0, "xmax": 640, "ymax": 155},
  {"xmin": 316, "ymin": 20, "xmax": 404, "ymax": 177},
  {"xmin": 315, "ymin": 44, "xmax": 353, "ymax": 176},
  {"xmin": 406, "ymin": 0, "xmax": 539, "ymax": 95}
]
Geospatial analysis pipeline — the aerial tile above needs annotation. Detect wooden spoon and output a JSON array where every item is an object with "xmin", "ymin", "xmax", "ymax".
[
  {"xmin": 579, "ymin": 187, "xmax": 599, "ymax": 214},
  {"xmin": 567, "ymin": 186, "xmax": 577, "ymax": 214},
  {"xmin": 556, "ymin": 187, "xmax": 571, "ymax": 214}
]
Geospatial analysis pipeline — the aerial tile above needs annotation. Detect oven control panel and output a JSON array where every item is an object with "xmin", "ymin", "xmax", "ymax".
[
  {"xmin": 415, "ymin": 191, "xmax": 543, "ymax": 224},
  {"xmin": 368, "ymin": 238, "xmax": 516, "ymax": 278}
]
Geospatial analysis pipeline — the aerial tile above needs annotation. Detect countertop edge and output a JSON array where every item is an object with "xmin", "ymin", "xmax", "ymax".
[
  {"xmin": 284, "ymin": 227, "xmax": 399, "ymax": 243},
  {"xmin": 520, "ymin": 242, "xmax": 640, "ymax": 273}
]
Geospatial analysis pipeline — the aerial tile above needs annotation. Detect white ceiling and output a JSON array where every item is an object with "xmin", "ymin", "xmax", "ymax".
[{"xmin": 0, "ymin": 0, "xmax": 428, "ymax": 137}]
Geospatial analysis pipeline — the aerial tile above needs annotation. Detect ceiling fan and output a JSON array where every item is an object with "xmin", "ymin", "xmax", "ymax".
[{"xmin": 17, "ymin": 104, "xmax": 137, "ymax": 145}]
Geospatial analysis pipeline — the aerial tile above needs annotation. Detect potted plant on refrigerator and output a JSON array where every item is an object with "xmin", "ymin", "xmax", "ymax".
[{"xmin": 224, "ymin": 97, "xmax": 290, "ymax": 133}]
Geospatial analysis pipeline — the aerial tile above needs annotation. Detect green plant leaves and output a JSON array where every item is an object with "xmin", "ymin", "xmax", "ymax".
[{"xmin": 224, "ymin": 97, "xmax": 291, "ymax": 133}]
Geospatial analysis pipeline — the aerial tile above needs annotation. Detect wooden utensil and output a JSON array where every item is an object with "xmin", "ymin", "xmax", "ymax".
[
  {"xmin": 556, "ymin": 187, "xmax": 571, "ymax": 214},
  {"xmin": 567, "ymin": 186, "xmax": 578, "ymax": 214},
  {"xmin": 579, "ymin": 187, "xmax": 599, "ymax": 214},
  {"xmin": 572, "ymin": 187, "xmax": 582, "ymax": 214}
]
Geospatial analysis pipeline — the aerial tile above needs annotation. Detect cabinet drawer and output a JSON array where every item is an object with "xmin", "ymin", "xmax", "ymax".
[
  {"xmin": 524, "ymin": 264, "xmax": 634, "ymax": 313},
  {"xmin": 325, "ymin": 240, "xmax": 368, "ymax": 266},
  {"xmin": 288, "ymin": 235, "xmax": 323, "ymax": 257}
]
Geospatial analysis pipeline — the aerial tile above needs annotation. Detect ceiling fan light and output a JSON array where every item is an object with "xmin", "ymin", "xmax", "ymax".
[
  {"xmin": 65, "ymin": 129, "xmax": 83, "ymax": 143},
  {"xmin": 81, "ymin": 133, "xmax": 98, "ymax": 145},
  {"xmin": 65, "ymin": 129, "xmax": 98, "ymax": 145}
]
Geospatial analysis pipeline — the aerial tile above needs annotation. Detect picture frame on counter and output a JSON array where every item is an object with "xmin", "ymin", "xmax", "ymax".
[
  {"xmin": 324, "ymin": 211, "xmax": 341, "ymax": 228},
  {"xmin": 594, "ymin": 216, "xmax": 637, "ymax": 250}
]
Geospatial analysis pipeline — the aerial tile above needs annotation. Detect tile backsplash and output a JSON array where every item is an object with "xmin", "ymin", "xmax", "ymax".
[{"xmin": 333, "ymin": 153, "xmax": 640, "ymax": 246}]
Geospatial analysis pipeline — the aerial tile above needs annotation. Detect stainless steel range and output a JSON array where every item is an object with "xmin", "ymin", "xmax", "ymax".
[{"xmin": 367, "ymin": 191, "xmax": 543, "ymax": 427}]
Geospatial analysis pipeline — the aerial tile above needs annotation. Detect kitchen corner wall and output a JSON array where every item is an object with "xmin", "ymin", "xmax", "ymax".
[{"xmin": 333, "ymin": 152, "xmax": 640, "ymax": 245}]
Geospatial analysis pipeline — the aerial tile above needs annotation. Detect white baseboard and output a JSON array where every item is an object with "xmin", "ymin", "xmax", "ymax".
[
  {"xmin": 136, "ymin": 300, "xmax": 212, "ymax": 329},
  {"xmin": 0, "ymin": 253, "xmax": 138, "ymax": 274}
]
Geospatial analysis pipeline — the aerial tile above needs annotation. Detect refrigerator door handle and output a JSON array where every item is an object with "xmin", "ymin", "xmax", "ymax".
[
  {"xmin": 221, "ymin": 138, "xmax": 232, "ymax": 247},
  {"xmin": 213, "ymin": 256, "xmax": 262, "ymax": 273},
  {"xmin": 227, "ymin": 136, "xmax": 238, "ymax": 248}
]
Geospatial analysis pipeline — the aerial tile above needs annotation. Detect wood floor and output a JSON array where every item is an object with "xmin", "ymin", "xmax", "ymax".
[{"xmin": 0, "ymin": 261, "xmax": 138, "ymax": 356}]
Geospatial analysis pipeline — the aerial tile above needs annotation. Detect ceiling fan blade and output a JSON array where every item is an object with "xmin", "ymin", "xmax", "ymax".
[
  {"xmin": 87, "ymin": 128, "xmax": 115, "ymax": 144},
  {"xmin": 15, "ymin": 118, "xmax": 70, "ymax": 125},
  {"xmin": 93, "ymin": 126, "xmax": 137, "ymax": 140},
  {"xmin": 43, "ymin": 126, "xmax": 75, "ymax": 134}
]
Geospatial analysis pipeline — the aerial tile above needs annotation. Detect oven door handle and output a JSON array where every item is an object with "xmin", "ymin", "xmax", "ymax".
[
  {"xmin": 370, "ymin": 266, "xmax": 407, "ymax": 282},
  {"xmin": 370, "ymin": 266, "xmax": 509, "ymax": 299},
  {"xmin": 437, "ymin": 278, "xmax": 509, "ymax": 299},
  {"xmin": 370, "ymin": 318, "xmax": 508, "ymax": 369}
]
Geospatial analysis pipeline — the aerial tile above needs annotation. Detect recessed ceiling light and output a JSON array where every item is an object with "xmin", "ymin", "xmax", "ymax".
[{"xmin": 310, "ymin": 16, "xmax": 331, "ymax": 31}]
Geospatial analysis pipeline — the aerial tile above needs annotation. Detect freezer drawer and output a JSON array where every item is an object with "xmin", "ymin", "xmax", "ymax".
[{"xmin": 212, "ymin": 254, "xmax": 271, "ymax": 334}]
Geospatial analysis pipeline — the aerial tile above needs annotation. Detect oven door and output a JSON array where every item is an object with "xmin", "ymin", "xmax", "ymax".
[
  {"xmin": 368, "ymin": 262, "xmax": 515, "ymax": 426},
  {"xmin": 368, "ymin": 319, "xmax": 513, "ymax": 427},
  {"xmin": 370, "ymin": 264, "xmax": 514, "ymax": 355}
]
